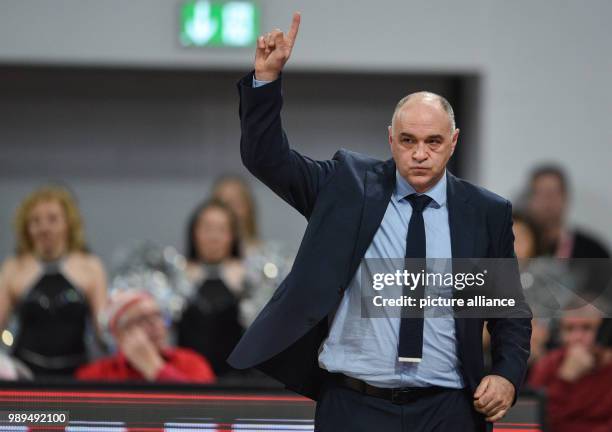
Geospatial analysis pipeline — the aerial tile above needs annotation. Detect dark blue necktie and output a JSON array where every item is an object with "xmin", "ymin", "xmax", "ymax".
[{"xmin": 398, "ymin": 193, "xmax": 432, "ymax": 362}]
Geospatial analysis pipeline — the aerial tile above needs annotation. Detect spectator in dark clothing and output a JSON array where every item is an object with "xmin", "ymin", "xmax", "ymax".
[
  {"xmin": 178, "ymin": 199, "xmax": 246, "ymax": 377},
  {"xmin": 527, "ymin": 164, "xmax": 609, "ymax": 258}
]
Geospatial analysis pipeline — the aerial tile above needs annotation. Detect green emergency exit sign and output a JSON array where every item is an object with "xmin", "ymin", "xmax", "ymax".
[{"xmin": 180, "ymin": 0, "xmax": 260, "ymax": 47}]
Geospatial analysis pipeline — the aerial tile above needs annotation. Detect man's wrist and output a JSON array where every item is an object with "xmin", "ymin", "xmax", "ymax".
[{"xmin": 254, "ymin": 70, "xmax": 278, "ymax": 82}]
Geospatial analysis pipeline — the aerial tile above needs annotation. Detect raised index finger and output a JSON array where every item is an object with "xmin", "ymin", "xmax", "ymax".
[{"xmin": 287, "ymin": 12, "xmax": 301, "ymax": 43}]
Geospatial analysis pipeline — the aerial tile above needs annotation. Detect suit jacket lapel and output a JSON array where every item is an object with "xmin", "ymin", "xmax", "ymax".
[
  {"xmin": 345, "ymin": 159, "xmax": 396, "ymax": 286},
  {"xmin": 345, "ymin": 167, "xmax": 475, "ymax": 288},
  {"xmin": 447, "ymin": 171, "xmax": 476, "ymax": 259}
]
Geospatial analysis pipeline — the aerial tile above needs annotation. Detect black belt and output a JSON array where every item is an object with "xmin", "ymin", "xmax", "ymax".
[{"xmin": 329, "ymin": 373, "xmax": 449, "ymax": 405}]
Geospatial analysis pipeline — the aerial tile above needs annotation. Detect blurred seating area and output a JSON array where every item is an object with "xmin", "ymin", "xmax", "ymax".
[
  {"xmin": 0, "ymin": 177, "xmax": 291, "ymax": 385},
  {"xmin": 484, "ymin": 165, "xmax": 612, "ymax": 431}
]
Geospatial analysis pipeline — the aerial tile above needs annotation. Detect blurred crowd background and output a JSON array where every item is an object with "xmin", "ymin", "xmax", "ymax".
[{"xmin": 1, "ymin": 1, "xmax": 611, "ymax": 431}]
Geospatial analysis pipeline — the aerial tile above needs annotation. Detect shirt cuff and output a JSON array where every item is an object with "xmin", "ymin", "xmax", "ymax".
[{"xmin": 253, "ymin": 75, "xmax": 273, "ymax": 88}]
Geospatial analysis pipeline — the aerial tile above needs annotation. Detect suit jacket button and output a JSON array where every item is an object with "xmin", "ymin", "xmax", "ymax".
[{"xmin": 338, "ymin": 285, "xmax": 344, "ymax": 294}]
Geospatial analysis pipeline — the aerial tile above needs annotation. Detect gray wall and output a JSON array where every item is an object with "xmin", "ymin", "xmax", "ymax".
[{"xmin": 1, "ymin": 0, "xmax": 611, "ymax": 262}]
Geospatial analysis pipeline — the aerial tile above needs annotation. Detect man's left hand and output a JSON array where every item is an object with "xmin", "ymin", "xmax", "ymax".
[{"xmin": 473, "ymin": 374, "xmax": 515, "ymax": 422}]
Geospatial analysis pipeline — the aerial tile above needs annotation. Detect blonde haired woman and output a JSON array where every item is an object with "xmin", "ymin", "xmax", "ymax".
[{"xmin": 0, "ymin": 186, "xmax": 107, "ymax": 378}]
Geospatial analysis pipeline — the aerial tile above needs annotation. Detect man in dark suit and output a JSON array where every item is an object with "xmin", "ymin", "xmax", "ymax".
[{"xmin": 228, "ymin": 13, "xmax": 531, "ymax": 432}]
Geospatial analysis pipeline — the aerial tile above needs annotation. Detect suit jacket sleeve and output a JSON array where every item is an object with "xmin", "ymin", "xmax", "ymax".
[
  {"xmin": 486, "ymin": 200, "xmax": 532, "ymax": 403},
  {"xmin": 238, "ymin": 72, "xmax": 338, "ymax": 218}
]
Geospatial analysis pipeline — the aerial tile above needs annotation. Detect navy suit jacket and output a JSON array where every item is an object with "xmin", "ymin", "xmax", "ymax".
[{"xmin": 228, "ymin": 72, "xmax": 531, "ymax": 402}]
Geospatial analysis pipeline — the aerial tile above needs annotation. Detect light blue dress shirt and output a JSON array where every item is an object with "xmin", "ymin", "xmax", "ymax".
[
  {"xmin": 252, "ymin": 77, "xmax": 462, "ymax": 388},
  {"xmin": 319, "ymin": 170, "xmax": 463, "ymax": 388}
]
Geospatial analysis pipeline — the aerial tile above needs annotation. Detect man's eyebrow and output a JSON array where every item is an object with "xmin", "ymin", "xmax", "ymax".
[{"xmin": 398, "ymin": 132, "xmax": 445, "ymax": 140}]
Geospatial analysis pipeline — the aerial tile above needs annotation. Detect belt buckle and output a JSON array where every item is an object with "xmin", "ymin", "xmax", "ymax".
[{"xmin": 391, "ymin": 388, "xmax": 414, "ymax": 405}]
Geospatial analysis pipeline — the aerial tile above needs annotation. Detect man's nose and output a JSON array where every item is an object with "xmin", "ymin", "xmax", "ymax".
[{"xmin": 412, "ymin": 142, "xmax": 428, "ymax": 162}]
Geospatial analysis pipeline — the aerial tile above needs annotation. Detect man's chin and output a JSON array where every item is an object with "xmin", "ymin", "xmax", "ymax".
[{"xmin": 406, "ymin": 176, "xmax": 433, "ymax": 192}]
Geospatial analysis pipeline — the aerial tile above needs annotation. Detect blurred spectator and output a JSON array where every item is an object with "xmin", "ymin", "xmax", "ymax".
[
  {"xmin": 527, "ymin": 165, "xmax": 612, "ymax": 347},
  {"xmin": 76, "ymin": 289, "xmax": 214, "ymax": 383},
  {"xmin": 527, "ymin": 164, "xmax": 609, "ymax": 258},
  {"xmin": 212, "ymin": 175, "xmax": 292, "ymax": 326},
  {"xmin": 512, "ymin": 211, "xmax": 543, "ymax": 260},
  {"xmin": 529, "ymin": 305, "xmax": 612, "ymax": 432},
  {"xmin": 0, "ymin": 186, "xmax": 106, "ymax": 377},
  {"xmin": 512, "ymin": 212, "xmax": 550, "ymax": 368},
  {"xmin": 178, "ymin": 199, "xmax": 246, "ymax": 376},
  {"xmin": 212, "ymin": 175, "xmax": 260, "ymax": 253}
]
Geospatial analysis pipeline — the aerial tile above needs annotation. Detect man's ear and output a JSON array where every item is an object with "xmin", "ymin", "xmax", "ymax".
[
  {"xmin": 450, "ymin": 128, "xmax": 460, "ymax": 156},
  {"xmin": 388, "ymin": 125, "xmax": 393, "ymax": 148}
]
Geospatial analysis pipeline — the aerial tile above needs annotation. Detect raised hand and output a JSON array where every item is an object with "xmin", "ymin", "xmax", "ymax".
[
  {"xmin": 120, "ymin": 326, "xmax": 164, "ymax": 381},
  {"xmin": 254, "ymin": 12, "xmax": 301, "ymax": 82},
  {"xmin": 558, "ymin": 344, "xmax": 596, "ymax": 382}
]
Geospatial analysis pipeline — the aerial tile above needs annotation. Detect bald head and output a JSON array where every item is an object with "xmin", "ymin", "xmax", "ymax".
[
  {"xmin": 391, "ymin": 91, "xmax": 456, "ymax": 133},
  {"xmin": 388, "ymin": 90, "xmax": 460, "ymax": 193}
]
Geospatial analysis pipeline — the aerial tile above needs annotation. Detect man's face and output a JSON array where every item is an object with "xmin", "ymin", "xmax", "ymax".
[
  {"xmin": 560, "ymin": 316, "xmax": 602, "ymax": 351},
  {"xmin": 528, "ymin": 174, "xmax": 567, "ymax": 226},
  {"xmin": 116, "ymin": 297, "xmax": 168, "ymax": 351},
  {"xmin": 389, "ymin": 97, "xmax": 459, "ymax": 193}
]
